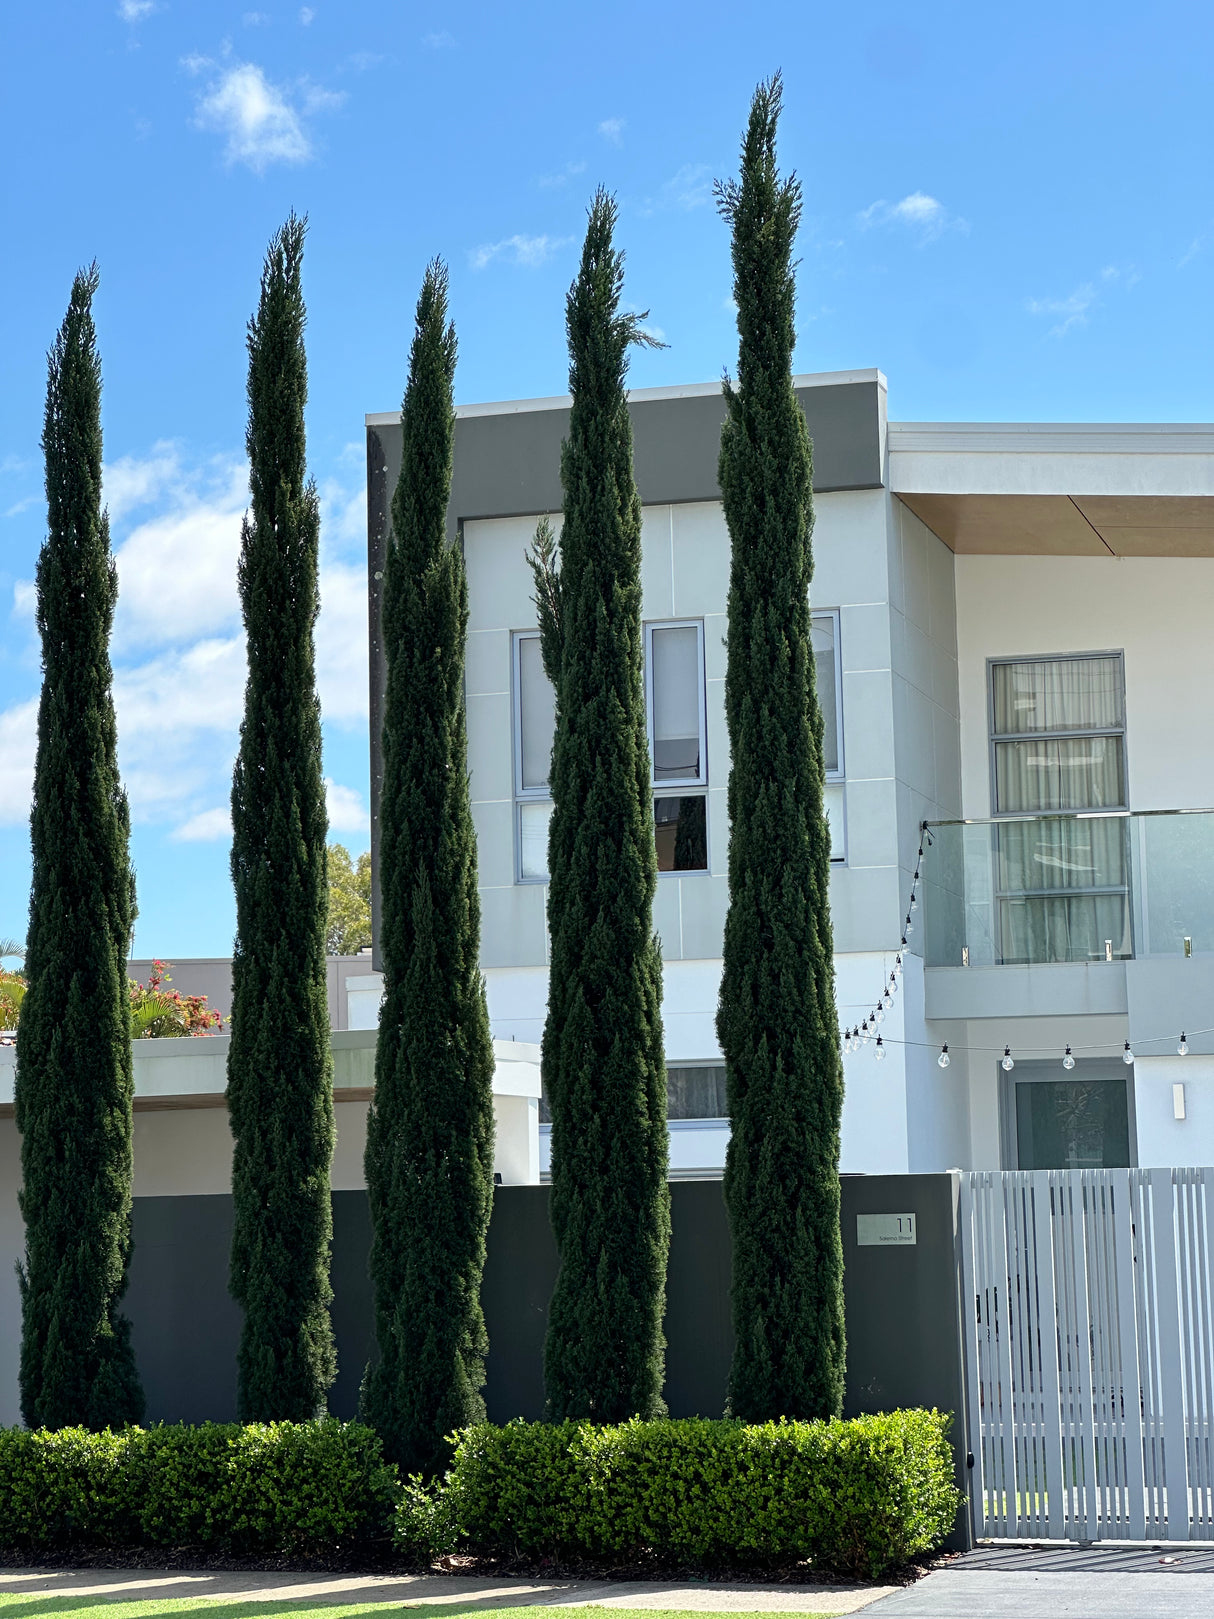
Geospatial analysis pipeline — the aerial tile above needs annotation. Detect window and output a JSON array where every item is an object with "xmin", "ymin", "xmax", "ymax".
[
  {"xmin": 645, "ymin": 621, "xmax": 708, "ymax": 873},
  {"xmin": 541, "ymin": 1062, "xmax": 727, "ymax": 1123},
  {"xmin": 1000, "ymin": 1058, "xmax": 1134, "ymax": 1170},
  {"xmin": 813, "ymin": 611, "xmax": 846, "ymax": 863},
  {"xmin": 989, "ymin": 653, "xmax": 1129, "ymax": 963},
  {"xmin": 513, "ymin": 632, "xmax": 555, "ymax": 881}
]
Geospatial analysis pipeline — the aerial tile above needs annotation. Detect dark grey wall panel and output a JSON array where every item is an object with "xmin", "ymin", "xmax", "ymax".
[
  {"xmin": 126, "ymin": 1167, "xmax": 969, "ymax": 1536},
  {"xmin": 127, "ymin": 1196, "xmax": 242, "ymax": 1424}
]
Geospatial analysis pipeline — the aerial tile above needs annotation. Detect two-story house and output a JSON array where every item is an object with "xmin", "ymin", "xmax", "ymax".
[{"xmin": 365, "ymin": 371, "xmax": 1214, "ymax": 1180}]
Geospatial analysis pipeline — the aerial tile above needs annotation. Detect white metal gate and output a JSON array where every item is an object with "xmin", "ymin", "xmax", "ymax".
[{"xmin": 960, "ymin": 1168, "xmax": 1214, "ymax": 1541}]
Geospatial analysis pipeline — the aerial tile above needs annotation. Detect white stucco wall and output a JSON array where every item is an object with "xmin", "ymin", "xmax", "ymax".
[{"xmin": 954, "ymin": 554, "xmax": 1214, "ymax": 818}]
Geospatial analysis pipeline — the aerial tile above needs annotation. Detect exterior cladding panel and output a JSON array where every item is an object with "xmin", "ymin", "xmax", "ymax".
[{"xmin": 367, "ymin": 378, "xmax": 885, "ymax": 962}]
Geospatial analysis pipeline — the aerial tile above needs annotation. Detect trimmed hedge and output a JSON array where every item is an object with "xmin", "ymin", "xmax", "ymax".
[
  {"xmin": 398, "ymin": 1411, "xmax": 961, "ymax": 1579},
  {"xmin": 0, "ymin": 1420, "xmax": 398, "ymax": 1551}
]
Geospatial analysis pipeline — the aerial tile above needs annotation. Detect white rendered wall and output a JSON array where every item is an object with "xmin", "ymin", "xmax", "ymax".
[
  {"xmin": 954, "ymin": 555, "xmax": 1214, "ymax": 818},
  {"xmin": 1134, "ymin": 1055, "xmax": 1214, "ymax": 1167}
]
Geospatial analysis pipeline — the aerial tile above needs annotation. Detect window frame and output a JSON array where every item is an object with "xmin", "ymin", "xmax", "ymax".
[
  {"xmin": 987, "ymin": 649, "xmax": 1128, "ymax": 818},
  {"xmin": 998, "ymin": 1055, "xmax": 1137, "ymax": 1170},
  {"xmin": 644, "ymin": 618, "xmax": 708, "ymax": 791},
  {"xmin": 814, "ymin": 608, "xmax": 845, "ymax": 783},
  {"xmin": 512, "ymin": 630, "xmax": 553, "ymax": 884}
]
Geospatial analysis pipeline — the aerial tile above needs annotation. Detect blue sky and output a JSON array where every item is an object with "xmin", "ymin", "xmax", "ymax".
[{"xmin": 3, "ymin": 0, "xmax": 1213, "ymax": 957}]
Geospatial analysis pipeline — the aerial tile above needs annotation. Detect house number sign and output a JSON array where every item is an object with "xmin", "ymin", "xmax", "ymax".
[{"xmin": 856, "ymin": 1212, "xmax": 917, "ymax": 1246}]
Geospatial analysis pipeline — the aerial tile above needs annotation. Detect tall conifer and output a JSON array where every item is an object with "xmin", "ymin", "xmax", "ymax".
[
  {"xmin": 362, "ymin": 262, "xmax": 496, "ymax": 1476},
  {"xmin": 530, "ymin": 191, "xmax": 669, "ymax": 1421},
  {"xmin": 715, "ymin": 76, "xmax": 846, "ymax": 1420},
  {"xmin": 227, "ymin": 215, "xmax": 336, "ymax": 1420},
  {"xmin": 16, "ymin": 266, "xmax": 145, "ymax": 1430}
]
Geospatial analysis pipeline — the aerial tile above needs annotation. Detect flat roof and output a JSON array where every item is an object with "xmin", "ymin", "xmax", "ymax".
[{"xmin": 365, "ymin": 368, "xmax": 887, "ymax": 427}]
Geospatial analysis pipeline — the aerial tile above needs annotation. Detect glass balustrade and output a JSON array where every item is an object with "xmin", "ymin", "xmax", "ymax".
[{"xmin": 924, "ymin": 809, "xmax": 1214, "ymax": 967}]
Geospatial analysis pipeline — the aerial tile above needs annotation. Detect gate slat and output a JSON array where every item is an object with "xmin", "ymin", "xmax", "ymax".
[
  {"xmin": 1031, "ymin": 1171, "xmax": 1066, "ymax": 1540},
  {"xmin": 1149, "ymin": 1167, "xmax": 1189, "ymax": 1539},
  {"xmin": 1111, "ymin": 1171, "xmax": 1147, "ymax": 1538}
]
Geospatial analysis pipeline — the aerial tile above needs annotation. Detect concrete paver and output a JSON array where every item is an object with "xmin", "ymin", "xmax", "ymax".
[
  {"xmin": 0, "ymin": 1568, "xmax": 893, "ymax": 1615},
  {"xmin": 864, "ymin": 1544, "xmax": 1214, "ymax": 1618}
]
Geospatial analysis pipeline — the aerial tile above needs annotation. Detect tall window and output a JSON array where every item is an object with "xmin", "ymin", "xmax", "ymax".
[
  {"xmin": 513, "ymin": 632, "xmax": 555, "ymax": 881},
  {"xmin": 646, "ymin": 621, "xmax": 708, "ymax": 873},
  {"xmin": 813, "ymin": 611, "xmax": 845, "ymax": 863},
  {"xmin": 989, "ymin": 653, "xmax": 1129, "ymax": 963}
]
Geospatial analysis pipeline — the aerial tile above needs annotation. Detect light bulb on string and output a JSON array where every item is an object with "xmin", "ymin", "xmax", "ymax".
[
  {"xmin": 1179, "ymin": 1032, "xmax": 1189, "ymax": 1056},
  {"xmin": 842, "ymin": 1028, "xmax": 852, "ymax": 1054},
  {"xmin": 874, "ymin": 1035, "xmax": 886, "ymax": 1061},
  {"xmin": 875, "ymin": 1004, "xmax": 885, "ymax": 1024},
  {"xmin": 938, "ymin": 1044, "xmax": 951, "ymax": 1069},
  {"xmin": 1001, "ymin": 1047, "xmax": 1015, "ymax": 1072},
  {"xmin": 861, "ymin": 1020, "xmax": 870, "ymax": 1045},
  {"xmin": 894, "ymin": 955, "xmax": 903, "ymax": 977},
  {"xmin": 910, "ymin": 893, "xmax": 919, "ymax": 912},
  {"xmin": 1063, "ymin": 1046, "xmax": 1075, "ymax": 1071},
  {"xmin": 904, "ymin": 914, "xmax": 914, "ymax": 935},
  {"xmin": 1123, "ymin": 1041, "xmax": 1134, "ymax": 1066}
]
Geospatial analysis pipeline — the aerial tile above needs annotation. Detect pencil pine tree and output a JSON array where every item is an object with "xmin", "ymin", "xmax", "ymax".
[
  {"xmin": 715, "ymin": 75, "xmax": 846, "ymax": 1420},
  {"xmin": 530, "ymin": 190, "xmax": 670, "ymax": 1421},
  {"xmin": 227, "ymin": 214, "xmax": 336, "ymax": 1421},
  {"xmin": 16, "ymin": 266, "xmax": 145, "ymax": 1431},
  {"xmin": 362, "ymin": 261, "xmax": 496, "ymax": 1476}
]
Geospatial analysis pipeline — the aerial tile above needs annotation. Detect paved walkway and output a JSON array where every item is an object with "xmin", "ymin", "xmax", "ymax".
[
  {"xmin": 11, "ymin": 1545, "xmax": 1214, "ymax": 1619},
  {"xmin": 0, "ymin": 1568, "xmax": 892, "ymax": 1614},
  {"xmin": 864, "ymin": 1543, "xmax": 1214, "ymax": 1618}
]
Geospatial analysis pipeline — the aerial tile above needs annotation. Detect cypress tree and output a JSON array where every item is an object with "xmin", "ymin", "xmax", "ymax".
[
  {"xmin": 16, "ymin": 265, "xmax": 145, "ymax": 1430},
  {"xmin": 362, "ymin": 262, "xmax": 496, "ymax": 1476},
  {"xmin": 715, "ymin": 75, "xmax": 846, "ymax": 1421},
  {"xmin": 227, "ymin": 215, "xmax": 336, "ymax": 1421},
  {"xmin": 530, "ymin": 191, "xmax": 669, "ymax": 1421}
]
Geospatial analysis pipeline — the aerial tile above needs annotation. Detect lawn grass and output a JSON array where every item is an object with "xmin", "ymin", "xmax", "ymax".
[{"xmin": 0, "ymin": 1601, "xmax": 839, "ymax": 1619}]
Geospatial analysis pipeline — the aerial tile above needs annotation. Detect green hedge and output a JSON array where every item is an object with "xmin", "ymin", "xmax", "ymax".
[
  {"xmin": 0, "ymin": 1420, "xmax": 398, "ymax": 1551},
  {"xmin": 399, "ymin": 1411, "xmax": 961, "ymax": 1579}
]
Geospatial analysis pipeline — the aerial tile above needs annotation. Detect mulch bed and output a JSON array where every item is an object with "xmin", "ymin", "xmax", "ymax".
[{"xmin": 0, "ymin": 1544, "xmax": 954, "ymax": 1587}]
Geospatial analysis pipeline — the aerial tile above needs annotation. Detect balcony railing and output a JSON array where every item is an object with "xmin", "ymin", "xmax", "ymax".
[{"xmin": 924, "ymin": 809, "xmax": 1214, "ymax": 967}]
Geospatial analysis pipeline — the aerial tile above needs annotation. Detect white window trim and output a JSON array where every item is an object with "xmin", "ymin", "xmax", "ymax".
[
  {"xmin": 644, "ymin": 618, "xmax": 708, "ymax": 790},
  {"xmin": 512, "ymin": 630, "xmax": 552, "ymax": 884},
  {"xmin": 814, "ymin": 607, "xmax": 845, "ymax": 783}
]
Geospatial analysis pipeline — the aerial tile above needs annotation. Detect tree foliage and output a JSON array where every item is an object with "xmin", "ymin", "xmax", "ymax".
[
  {"xmin": 531, "ymin": 191, "xmax": 670, "ymax": 1422},
  {"xmin": 16, "ymin": 265, "xmax": 145, "ymax": 1430},
  {"xmin": 227, "ymin": 214, "xmax": 336, "ymax": 1421},
  {"xmin": 362, "ymin": 260, "xmax": 496, "ymax": 1476},
  {"xmin": 326, "ymin": 843, "xmax": 372, "ymax": 955},
  {"xmin": 715, "ymin": 75, "xmax": 846, "ymax": 1421}
]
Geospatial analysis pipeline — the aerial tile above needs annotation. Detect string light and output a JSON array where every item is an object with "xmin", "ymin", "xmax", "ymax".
[
  {"xmin": 1001, "ymin": 1046, "xmax": 1014, "ymax": 1072},
  {"xmin": 1179, "ymin": 1032, "xmax": 1189, "ymax": 1056},
  {"xmin": 1063, "ymin": 1045, "xmax": 1075, "ymax": 1071},
  {"xmin": 1123, "ymin": 1041, "xmax": 1134, "ymax": 1065},
  {"xmin": 874, "ymin": 1004, "xmax": 885, "ymax": 1024},
  {"xmin": 874, "ymin": 1035, "xmax": 886, "ymax": 1061},
  {"xmin": 861, "ymin": 1020, "xmax": 870, "ymax": 1045},
  {"xmin": 938, "ymin": 1043, "xmax": 951, "ymax": 1069}
]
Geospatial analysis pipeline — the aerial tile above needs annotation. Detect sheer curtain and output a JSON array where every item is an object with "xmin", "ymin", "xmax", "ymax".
[{"xmin": 992, "ymin": 656, "xmax": 1129, "ymax": 963}]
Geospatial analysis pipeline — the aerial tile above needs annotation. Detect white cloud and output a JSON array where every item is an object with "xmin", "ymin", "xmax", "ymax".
[
  {"xmin": 324, "ymin": 778, "xmax": 368, "ymax": 833},
  {"xmin": 659, "ymin": 163, "xmax": 712, "ymax": 210},
  {"xmin": 538, "ymin": 160, "xmax": 587, "ymax": 190},
  {"xmin": 242, "ymin": 11, "xmax": 270, "ymax": 24},
  {"xmin": 469, "ymin": 233, "xmax": 572, "ymax": 271},
  {"xmin": 423, "ymin": 30, "xmax": 455, "ymax": 47},
  {"xmin": 112, "ymin": 456, "xmax": 247, "ymax": 651},
  {"xmin": 319, "ymin": 477, "xmax": 366, "ymax": 551},
  {"xmin": 299, "ymin": 6, "xmax": 314, "ymax": 21},
  {"xmin": 317, "ymin": 555, "xmax": 369, "ymax": 724},
  {"xmin": 598, "ymin": 117, "xmax": 625, "ymax": 145},
  {"xmin": 4, "ymin": 494, "xmax": 37, "ymax": 519},
  {"xmin": 12, "ymin": 581, "xmax": 35, "ymax": 620},
  {"xmin": 0, "ymin": 699, "xmax": 38, "ymax": 827},
  {"xmin": 194, "ymin": 62, "xmax": 326, "ymax": 172},
  {"xmin": 1027, "ymin": 282, "xmax": 1098, "ymax": 337},
  {"xmin": 118, "ymin": 0, "xmax": 155, "ymax": 19},
  {"xmin": 172, "ymin": 807, "xmax": 232, "ymax": 842},
  {"xmin": 103, "ymin": 439, "xmax": 185, "ymax": 522},
  {"xmin": 859, "ymin": 191, "xmax": 965, "ymax": 242}
]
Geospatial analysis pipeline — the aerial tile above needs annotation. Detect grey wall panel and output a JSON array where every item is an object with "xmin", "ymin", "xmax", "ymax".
[
  {"xmin": 124, "ymin": 1165, "xmax": 969, "ymax": 1545},
  {"xmin": 127, "ymin": 1196, "xmax": 242, "ymax": 1424}
]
